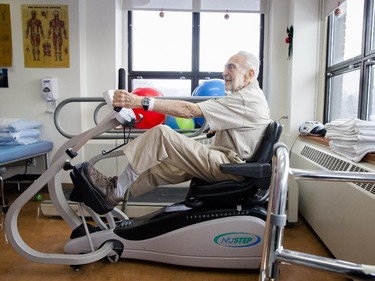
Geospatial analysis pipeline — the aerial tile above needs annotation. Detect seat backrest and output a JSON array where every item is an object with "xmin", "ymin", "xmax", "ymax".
[
  {"xmin": 185, "ymin": 121, "xmax": 282, "ymax": 208},
  {"xmin": 246, "ymin": 121, "xmax": 283, "ymax": 163}
]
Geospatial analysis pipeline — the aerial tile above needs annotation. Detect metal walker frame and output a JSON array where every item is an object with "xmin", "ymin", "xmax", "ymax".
[{"xmin": 260, "ymin": 143, "xmax": 375, "ymax": 280}]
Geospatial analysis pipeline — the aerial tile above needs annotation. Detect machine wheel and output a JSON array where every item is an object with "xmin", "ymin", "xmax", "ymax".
[
  {"xmin": 107, "ymin": 250, "xmax": 120, "ymax": 263},
  {"xmin": 70, "ymin": 265, "xmax": 81, "ymax": 272},
  {"xmin": 107, "ymin": 241, "xmax": 123, "ymax": 263}
]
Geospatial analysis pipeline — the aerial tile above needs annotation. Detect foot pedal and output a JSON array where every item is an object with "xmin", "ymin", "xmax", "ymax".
[
  {"xmin": 69, "ymin": 163, "xmax": 114, "ymax": 215},
  {"xmin": 70, "ymin": 223, "xmax": 98, "ymax": 239}
]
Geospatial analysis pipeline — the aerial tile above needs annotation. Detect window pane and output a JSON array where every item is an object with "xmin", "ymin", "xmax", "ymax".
[
  {"xmin": 200, "ymin": 13, "xmax": 260, "ymax": 72},
  {"xmin": 329, "ymin": 0, "xmax": 364, "ymax": 66},
  {"xmin": 368, "ymin": 65, "xmax": 375, "ymax": 121},
  {"xmin": 328, "ymin": 70, "xmax": 360, "ymax": 121},
  {"xmin": 132, "ymin": 11, "xmax": 192, "ymax": 71},
  {"xmin": 132, "ymin": 79, "xmax": 191, "ymax": 97},
  {"xmin": 370, "ymin": 3, "xmax": 375, "ymax": 52}
]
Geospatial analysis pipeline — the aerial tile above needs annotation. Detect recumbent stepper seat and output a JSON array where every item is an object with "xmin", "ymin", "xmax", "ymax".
[{"xmin": 184, "ymin": 121, "xmax": 283, "ymax": 208}]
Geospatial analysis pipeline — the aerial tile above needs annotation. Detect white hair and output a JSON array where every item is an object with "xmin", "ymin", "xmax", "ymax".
[{"xmin": 236, "ymin": 51, "xmax": 260, "ymax": 79}]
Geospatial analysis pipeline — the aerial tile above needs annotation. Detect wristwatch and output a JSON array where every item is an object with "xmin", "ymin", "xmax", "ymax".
[{"xmin": 141, "ymin": 97, "xmax": 150, "ymax": 111}]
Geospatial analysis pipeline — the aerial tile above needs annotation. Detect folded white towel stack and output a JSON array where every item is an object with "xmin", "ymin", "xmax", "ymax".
[
  {"xmin": 0, "ymin": 118, "xmax": 42, "ymax": 145},
  {"xmin": 325, "ymin": 118, "xmax": 375, "ymax": 162}
]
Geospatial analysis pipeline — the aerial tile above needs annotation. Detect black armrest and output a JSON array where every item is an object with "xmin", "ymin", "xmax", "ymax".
[{"xmin": 220, "ymin": 163, "xmax": 271, "ymax": 178}]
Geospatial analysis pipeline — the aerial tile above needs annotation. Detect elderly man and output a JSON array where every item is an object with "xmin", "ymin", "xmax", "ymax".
[{"xmin": 83, "ymin": 51, "xmax": 271, "ymax": 211}]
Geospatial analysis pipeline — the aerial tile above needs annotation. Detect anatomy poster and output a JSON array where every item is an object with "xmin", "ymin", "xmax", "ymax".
[
  {"xmin": 21, "ymin": 4, "xmax": 69, "ymax": 68},
  {"xmin": 0, "ymin": 4, "xmax": 12, "ymax": 67}
]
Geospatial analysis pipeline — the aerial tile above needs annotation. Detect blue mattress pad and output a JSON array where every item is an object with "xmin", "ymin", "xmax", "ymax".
[{"xmin": 0, "ymin": 141, "xmax": 53, "ymax": 166}]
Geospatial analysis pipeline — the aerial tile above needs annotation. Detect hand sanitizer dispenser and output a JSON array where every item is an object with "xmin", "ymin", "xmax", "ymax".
[
  {"xmin": 42, "ymin": 77, "xmax": 58, "ymax": 112},
  {"xmin": 42, "ymin": 77, "xmax": 58, "ymax": 100}
]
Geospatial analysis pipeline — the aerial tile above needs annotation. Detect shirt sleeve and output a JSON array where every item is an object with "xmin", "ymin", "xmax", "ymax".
[
  {"xmin": 198, "ymin": 95, "xmax": 244, "ymax": 131},
  {"xmin": 198, "ymin": 87, "xmax": 270, "ymax": 131}
]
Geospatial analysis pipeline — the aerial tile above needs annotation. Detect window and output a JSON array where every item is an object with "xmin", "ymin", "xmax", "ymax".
[
  {"xmin": 370, "ymin": 3, "xmax": 375, "ymax": 52},
  {"xmin": 368, "ymin": 64, "xmax": 375, "ymax": 119},
  {"xmin": 328, "ymin": 70, "xmax": 360, "ymax": 121},
  {"xmin": 328, "ymin": 1, "xmax": 364, "ymax": 66},
  {"xmin": 131, "ymin": 11, "xmax": 192, "ymax": 72},
  {"xmin": 325, "ymin": 0, "xmax": 375, "ymax": 122},
  {"xmin": 199, "ymin": 13, "xmax": 260, "ymax": 72},
  {"xmin": 128, "ymin": 11, "xmax": 264, "ymax": 96}
]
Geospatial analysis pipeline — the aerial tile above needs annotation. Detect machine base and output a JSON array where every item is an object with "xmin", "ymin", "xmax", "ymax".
[{"xmin": 64, "ymin": 203, "xmax": 267, "ymax": 269}]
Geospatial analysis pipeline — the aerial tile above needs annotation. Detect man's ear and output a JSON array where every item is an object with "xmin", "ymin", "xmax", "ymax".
[{"xmin": 246, "ymin": 69, "xmax": 255, "ymax": 81}]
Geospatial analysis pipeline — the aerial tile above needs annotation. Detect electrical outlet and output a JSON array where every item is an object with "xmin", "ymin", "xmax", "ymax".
[{"xmin": 26, "ymin": 158, "xmax": 36, "ymax": 167}]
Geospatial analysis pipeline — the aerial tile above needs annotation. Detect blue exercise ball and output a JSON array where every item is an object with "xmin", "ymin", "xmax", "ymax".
[
  {"xmin": 192, "ymin": 79, "xmax": 225, "ymax": 126},
  {"xmin": 192, "ymin": 79, "xmax": 225, "ymax": 97}
]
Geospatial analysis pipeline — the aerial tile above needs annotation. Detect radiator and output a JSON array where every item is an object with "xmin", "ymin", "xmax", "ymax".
[{"xmin": 289, "ymin": 137, "xmax": 375, "ymax": 264}]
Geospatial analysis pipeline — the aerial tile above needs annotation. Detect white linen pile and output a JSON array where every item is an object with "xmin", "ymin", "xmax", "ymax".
[
  {"xmin": 325, "ymin": 118, "xmax": 375, "ymax": 162},
  {"xmin": 0, "ymin": 118, "xmax": 43, "ymax": 145}
]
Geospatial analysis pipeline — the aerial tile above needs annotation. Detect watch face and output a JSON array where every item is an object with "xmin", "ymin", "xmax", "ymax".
[
  {"xmin": 142, "ymin": 98, "xmax": 150, "ymax": 106},
  {"xmin": 142, "ymin": 97, "xmax": 150, "ymax": 111}
]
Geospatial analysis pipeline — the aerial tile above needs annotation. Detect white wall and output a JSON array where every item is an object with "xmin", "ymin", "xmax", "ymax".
[
  {"xmin": 0, "ymin": 0, "xmax": 82, "ymax": 179},
  {"xmin": 264, "ymin": 0, "xmax": 291, "ymax": 140},
  {"xmin": 0, "ymin": 0, "xmax": 82, "ymax": 134},
  {"xmin": 0, "ymin": 0, "xmax": 325, "ymax": 182},
  {"xmin": 266, "ymin": 0, "xmax": 322, "ymax": 147},
  {"xmin": 0, "ymin": 0, "xmax": 126, "ymax": 181},
  {"xmin": 287, "ymin": 0, "xmax": 321, "ymax": 145}
]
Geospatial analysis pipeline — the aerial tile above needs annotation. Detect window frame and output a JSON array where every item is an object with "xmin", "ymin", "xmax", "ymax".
[
  {"xmin": 324, "ymin": 0, "xmax": 375, "ymax": 122},
  {"xmin": 127, "ymin": 11, "xmax": 265, "ymax": 92}
]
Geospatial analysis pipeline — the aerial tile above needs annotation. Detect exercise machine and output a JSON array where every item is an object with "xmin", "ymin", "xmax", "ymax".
[
  {"xmin": 63, "ymin": 119, "xmax": 281, "ymax": 269},
  {"xmin": 5, "ymin": 87, "xmax": 375, "ymax": 281},
  {"xmin": 7, "ymin": 70, "xmax": 374, "ymax": 279},
  {"xmin": 4, "ymin": 69, "xmax": 282, "ymax": 270}
]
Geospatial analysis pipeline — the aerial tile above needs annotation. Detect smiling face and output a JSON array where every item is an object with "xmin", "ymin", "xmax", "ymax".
[{"xmin": 222, "ymin": 54, "xmax": 254, "ymax": 92}]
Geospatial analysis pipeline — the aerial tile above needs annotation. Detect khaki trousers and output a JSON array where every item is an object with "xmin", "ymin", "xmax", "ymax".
[{"xmin": 123, "ymin": 125, "xmax": 244, "ymax": 196}]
